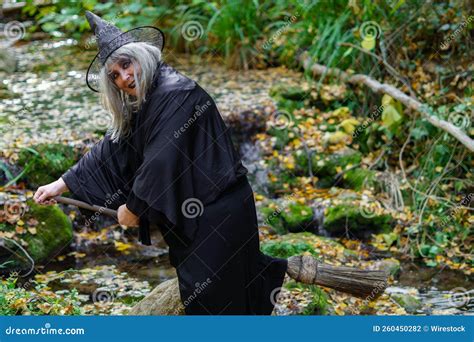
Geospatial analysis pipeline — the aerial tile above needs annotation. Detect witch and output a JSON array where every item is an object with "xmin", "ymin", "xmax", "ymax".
[{"xmin": 33, "ymin": 11, "xmax": 387, "ymax": 315}]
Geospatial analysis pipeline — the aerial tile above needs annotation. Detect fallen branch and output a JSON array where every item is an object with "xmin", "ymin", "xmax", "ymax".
[{"xmin": 298, "ymin": 54, "xmax": 474, "ymax": 152}]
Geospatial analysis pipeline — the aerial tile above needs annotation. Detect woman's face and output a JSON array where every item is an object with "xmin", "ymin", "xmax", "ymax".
[{"xmin": 108, "ymin": 57, "xmax": 138, "ymax": 96}]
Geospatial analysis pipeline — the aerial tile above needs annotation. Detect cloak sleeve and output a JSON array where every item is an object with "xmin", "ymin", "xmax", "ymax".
[
  {"xmin": 61, "ymin": 134, "xmax": 132, "ymax": 216},
  {"xmin": 125, "ymin": 83, "xmax": 248, "ymax": 244}
]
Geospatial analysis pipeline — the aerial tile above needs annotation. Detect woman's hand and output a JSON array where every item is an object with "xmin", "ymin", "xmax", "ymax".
[
  {"xmin": 117, "ymin": 204, "xmax": 140, "ymax": 227},
  {"xmin": 33, "ymin": 178, "xmax": 69, "ymax": 205}
]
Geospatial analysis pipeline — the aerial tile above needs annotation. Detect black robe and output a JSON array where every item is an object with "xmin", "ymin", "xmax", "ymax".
[{"xmin": 62, "ymin": 61, "xmax": 287, "ymax": 314}]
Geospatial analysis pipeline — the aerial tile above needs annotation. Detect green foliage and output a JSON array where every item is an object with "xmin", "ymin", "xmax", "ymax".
[
  {"xmin": 0, "ymin": 275, "xmax": 81, "ymax": 315},
  {"xmin": 261, "ymin": 240, "xmax": 318, "ymax": 259},
  {"xmin": 17, "ymin": 143, "xmax": 78, "ymax": 187}
]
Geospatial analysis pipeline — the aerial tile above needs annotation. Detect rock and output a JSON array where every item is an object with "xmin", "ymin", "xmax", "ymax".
[
  {"xmin": 17, "ymin": 143, "xmax": 79, "ymax": 188},
  {"xmin": 261, "ymin": 239, "xmax": 317, "ymax": 259},
  {"xmin": 260, "ymin": 205, "xmax": 287, "ymax": 235},
  {"xmin": 343, "ymin": 168, "xmax": 377, "ymax": 191},
  {"xmin": 391, "ymin": 293, "xmax": 422, "ymax": 314},
  {"xmin": 1, "ymin": 200, "xmax": 73, "ymax": 271},
  {"xmin": 311, "ymin": 148, "xmax": 362, "ymax": 188},
  {"xmin": 0, "ymin": 47, "xmax": 18, "ymax": 73},
  {"xmin": 323, "ymin": 201, "xmax": 394, "ymax": 239},
  {"xmin": 259, "ymin": 201, "xmax": 316, "ymax": 234},
  {"xmin": 269, "ymin": 84, "xmax": 308, "ymax": 101},
  {"xmin": 260, "ymin": 232, "xmax": 345, "ymax": 259},
  {"xmin": 280, "ymin": 203, "xmax": 315, "ymax": 233},
  {"xmin": 374, "ymin": 258, "xmax": 401, "ymax": 277},
  {"xmin": 128, "ymin": 278, "xmax": 185, "ymax": 315}
]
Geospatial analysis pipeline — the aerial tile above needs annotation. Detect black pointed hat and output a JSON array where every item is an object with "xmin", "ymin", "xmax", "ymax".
[{"xmin": 85, "ymin": 10, "xmax": 165, "ymax": 92}]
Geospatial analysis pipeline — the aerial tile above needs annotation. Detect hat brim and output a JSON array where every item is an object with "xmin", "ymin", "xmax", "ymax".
[{"xmin": 85, "ymin": 26, "xmax": 165, "ymax": 93}]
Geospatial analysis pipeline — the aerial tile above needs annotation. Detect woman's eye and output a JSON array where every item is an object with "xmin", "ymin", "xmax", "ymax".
[{"xmin": 123, "ymin": 61, "xmax": 130, "ymax": 69}]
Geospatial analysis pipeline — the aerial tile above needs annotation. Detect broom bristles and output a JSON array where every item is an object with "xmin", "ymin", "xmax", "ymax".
[{"xmin": 287, "ymin": 255, "xmax": 389, "ymax": 299}]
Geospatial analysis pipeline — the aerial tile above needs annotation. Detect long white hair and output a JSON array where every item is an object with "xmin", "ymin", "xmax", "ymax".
[{"xmin": 98, "ymin": 42, "xmax": 162, "ymax": 142}]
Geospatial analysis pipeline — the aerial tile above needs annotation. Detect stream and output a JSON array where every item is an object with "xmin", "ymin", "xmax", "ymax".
[{"xmin": 1, "ymin": 38, "xmax": 472, "ymax": 315}]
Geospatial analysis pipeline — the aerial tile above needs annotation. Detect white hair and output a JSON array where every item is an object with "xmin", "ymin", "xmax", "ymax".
[{"xmin": 98, "ymin": 42, "xmax": 162, "ymax": 142}]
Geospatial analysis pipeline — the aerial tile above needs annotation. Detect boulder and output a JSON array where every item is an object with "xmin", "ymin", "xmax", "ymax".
[
  {"xmin": 1, "ymin": 200, "xmax": 73, "ymax": 272},
  {"xmin": 323, "ymin": 201, "xmax": 394, "ymax": 239}
]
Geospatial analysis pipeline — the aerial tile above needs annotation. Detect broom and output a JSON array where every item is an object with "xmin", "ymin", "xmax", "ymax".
[{"xmin": 54, "ymin": 196, "xmax": 389, "ymax": 299}]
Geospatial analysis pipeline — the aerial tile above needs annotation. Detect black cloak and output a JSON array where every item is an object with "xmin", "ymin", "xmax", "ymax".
[{"xmin": 62, "ymin": 61, "xmax": 248, "ymax": 245}]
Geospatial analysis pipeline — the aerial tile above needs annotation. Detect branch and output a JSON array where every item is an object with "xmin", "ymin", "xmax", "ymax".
[{"xmin": 298, "ymin": 54, "xmax": 474, "ymax": 152}]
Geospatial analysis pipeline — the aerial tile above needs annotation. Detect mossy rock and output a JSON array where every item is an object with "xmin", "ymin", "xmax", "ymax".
[
  {"xmin": 17, "ymin": 143, "xmax": 79, "ymax": 188},
  {"xmin": 284, "ymin": 280, "xmax": 329, "ymax": 315},
  {"xmin": 323, "ymin": 202, "xmax": 394, "ymax": 239},
  {"xmin": 376, "ymin": 258, "xmax": 401, "ymax": 277},
  {"xmin": 260, "ymin": 206, "xmax": 287, "ymax": 235},
  {"xmin": 0, "ymin": 200, "xmax": 73, "ymax": 271},
  {"xmin": 269, "ymin": 84, "xmax": 308, "ymax": 101},
  {"xmin": 280, "ymin": 203, "xmax": 315, "ymax": 233},
  {"xmin": 343, "ymin": 168, "xmax": 377, "ymax": 191},
  {"xmin": 391, "ymin": 293, "xmax": 422, "ymax": 314},
  {"xmin": 261, "ymin": 240, "xmax": 317, "ymax": 259},
  {"xmin": 260, "ymin": 232, "xmax": 345, "ymax": 259}
]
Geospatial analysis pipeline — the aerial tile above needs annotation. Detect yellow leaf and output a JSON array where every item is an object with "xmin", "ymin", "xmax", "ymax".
[
  {"xmin": 17, "ymin": 220, "xmax": 25, "ymax": 226},
  {"xmin": 114, "ymin": 241, "xmax": 133, "ymax": 253}
]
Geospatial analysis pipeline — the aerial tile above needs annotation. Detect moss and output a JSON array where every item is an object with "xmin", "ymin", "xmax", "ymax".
[
  {"xmin": 261, "ymin": 240, "xmax": 317, "ymax": 259},
  {"xmin": 22, "ymin": 200, "xmax": 73, "ymax": 262},
  {"xmin": 311, "ymin": 149, "xmax": 362, "ymax": 188},
  {"xmin": 260, "ymin": 206, "xmax": 287, "ymax": 235},
  {"xmin": 1, "ymin": 201, "xmax": 73, "ymax": 269},
  {"xmin": 343, "ymin": 168, "xmax": 377, "ymax": 191},
  {"xmin": 284, "ymin": 280, "xmax": 329, "ymax": 315},
  {"xmin": 391, "ymin": 294, "xmax": 422, "ymax": 314},
  {"xmin": 269, "ymin": 84, "xmax": 308, "ymax": 101},
  {"xmin": 324, "ymin": 202, "xmax": 394, "ymax": 238},
  {"xmin": 280, "ymin": 203, "xmax": 314, "ymax": 232},
  {"xmin": 17, "ymin": 143, "xmax": 79, "ymax": 187}
]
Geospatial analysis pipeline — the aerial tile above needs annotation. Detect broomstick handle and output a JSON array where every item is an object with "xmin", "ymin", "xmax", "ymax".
[{"xmin": 54, "ymin": 196, "xmax": 118, "ymax": 218}]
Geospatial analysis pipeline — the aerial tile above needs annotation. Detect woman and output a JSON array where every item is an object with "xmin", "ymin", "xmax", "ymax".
[{"xmin": 33, "ymin": 11, "xmax": 289, "ymax": 315}]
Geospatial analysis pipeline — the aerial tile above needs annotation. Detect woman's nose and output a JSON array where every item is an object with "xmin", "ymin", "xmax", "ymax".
[{"xmin": 119, "ymin": 70, "xmax": 130, "ymax": 84}]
